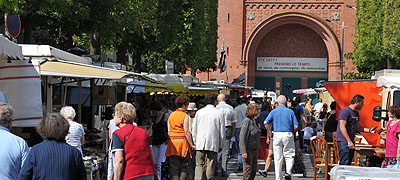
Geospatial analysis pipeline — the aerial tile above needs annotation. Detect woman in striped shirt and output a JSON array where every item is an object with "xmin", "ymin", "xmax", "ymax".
[{"xmin": 60, "ymin": 106, "xmax": 85, "ymax": 156}]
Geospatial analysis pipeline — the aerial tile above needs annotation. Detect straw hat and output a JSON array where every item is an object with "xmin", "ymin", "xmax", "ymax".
[{"xmin": 187, "ymin": 102, "xmax": 197, "ymax": 111}]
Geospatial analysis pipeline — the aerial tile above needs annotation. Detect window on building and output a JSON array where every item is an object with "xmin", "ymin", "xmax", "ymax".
[
  {"xmin": 227, "ymin": 47, "xmax": 229, "ymax": 56},
  {"xmin": 228, "ymin": 13, "xmax": 230, "ymax": 22}
]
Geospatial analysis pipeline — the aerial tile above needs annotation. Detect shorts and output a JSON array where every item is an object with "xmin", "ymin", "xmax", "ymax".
[{"xmin": 169, "ymin": 153, "xmax": 190, "ymax": 176}]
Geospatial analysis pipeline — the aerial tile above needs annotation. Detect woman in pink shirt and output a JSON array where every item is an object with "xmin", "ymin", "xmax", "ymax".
[{"xmin": 383, "ymin": 106, "xmax": 400, "ymax": 168}]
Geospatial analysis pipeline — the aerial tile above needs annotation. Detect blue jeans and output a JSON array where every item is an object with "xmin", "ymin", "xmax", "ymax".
[
  {"xmin": 235, "ymin": 128, "xmax": 243, "ymax": 168},
  {"xmin": 337, "ymin": 141, "xmax": 355, "ymax": 165}
]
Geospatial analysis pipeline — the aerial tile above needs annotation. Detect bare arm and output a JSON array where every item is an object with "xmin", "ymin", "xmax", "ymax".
[
  {"xmin": 113, "ymin": 151, "xmax": 124, "ymax": 180},
  {"xmin": 81, "ymin": 136, "xmax": 85, "ymax": 145},
  {"xmin": 109, "ymin": 129, "xmax": 112, "ymax": 140},
  {"xmin": 301, "ymin": 114, "xmax": 307, "ymax": 124},
  {"xmin": 357, "ymin": 121, "xmax": 376, "ymax": 134},
  {"xmin": 167, "ymin": 119, "xmax": 171, "ymax": 136},
  {"xmin": 397, "ymin": 133, "xmax": 400, "ymax": 160},
  {"xmin": 339, "ymin": 120, "xmax": 354, "ymax": 149},
  {"xmin": 183, "ymin": 115, "xmax": 196, "ymax": 149}
]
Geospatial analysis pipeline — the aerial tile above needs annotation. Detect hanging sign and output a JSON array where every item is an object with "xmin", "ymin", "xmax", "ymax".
[
  {"xmin": 6, "ymin": 14, "xmax": 21, "ymax": 38},
  {"xmin": 257, "ymin": 57, "xmax": 327, "ymax": 72}
]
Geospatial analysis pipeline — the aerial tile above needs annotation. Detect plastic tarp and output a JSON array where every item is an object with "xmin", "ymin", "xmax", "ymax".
[
  {"xmin": 0, "ymin": 34, "xmax": 24, "ymax": 61},
  {"xmin": 20, "ymin": 44, "xmax": 91, "ymax": 64},
  {"xmin": 329, "ymin": 165, "xmax": 400, "ymax": 180},
  {"xmin": 145, "ymin": 83, "xmax": 188, "ymax": 93},
  {"xmin": 377, "ymin": 76, "xmax": 400, "ymax": 88},
  {"xmin": 0, "ymin": 60, "xmax": 43, "ymax": 127},
  {"xmin": 292, "ymin": 88, "xmax": 317, "ymax": 95},
  {"xmin": 127, "ymin": 81, "xmax": 146, "ymax": 93},
  {"xmin": 323, "ymin": 80, "xmax": 383, "ymax": 145}
]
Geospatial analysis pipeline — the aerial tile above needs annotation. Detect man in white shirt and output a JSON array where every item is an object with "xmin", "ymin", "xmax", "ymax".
[
  {"xmin": 234, "ymin": 97, "xmax": 248, "ymax": 171},
  {"xmin": 314, "ymin": 99, "xmax": 324, "ymax": 117},
  {"xmin": 216, "ymin": 94, "xmax": 236, "ymax": 177},
  {"xmin": 192, "ymin": 94, "xmax": 225, "ymax": 180}
]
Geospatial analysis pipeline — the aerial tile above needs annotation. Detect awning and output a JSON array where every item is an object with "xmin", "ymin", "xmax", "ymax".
[
  {"xmin": 20, "ymin": 44, "xmax": 91, "ymax": 64},
  {"xmin": 376, "ymin": 76, "xmax": 400, "ymax": 88},
  {"xmin": 187, "ymin": 86, "xmax": 219, "ymax": 96},
  {"xmin": 40, "ymin": 60, "xmax": 128, "ymax": 79},
  {"xmin": 292, "ymin": 88, "xmax": 317, "ymax": 95},
  {"xmin": 40, "ymin": 60, "xmax": 156, "ymax": 82},
  {"xmin": 0, "ymin": 34, "xmax": 24, "ymax": 60},
  {"xmin": 323, "ymin": 80, "xmax": 383, "ymax": 145},
  {"xmin": 145, "ymin": 83, "xmax": 188, "ymax": 93}
]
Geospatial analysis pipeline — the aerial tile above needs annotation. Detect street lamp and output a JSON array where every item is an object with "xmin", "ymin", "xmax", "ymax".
[
  {"xmin": 346, "ymin": 4, "xmax": 357, "ymax": 10},
  {"xmin": 324, "ymin": 5, "xmax": 356, "ymax": 81},
  {"xmin": 325, "ymin": 19, "xmax": 345, "ymax": 80}
]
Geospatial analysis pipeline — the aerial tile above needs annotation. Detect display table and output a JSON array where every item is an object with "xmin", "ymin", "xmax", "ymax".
[{"xmin": 329, "ymin": 165, "xmax": 400, "ymax": 180}]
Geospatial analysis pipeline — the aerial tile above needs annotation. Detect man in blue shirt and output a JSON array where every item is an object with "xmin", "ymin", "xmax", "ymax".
[
  {"xmin": 265, "ymin": 96, "xmax": 298, "ymax": 180},
  {"xmin": 0, "ymin": 103, "xmax": 29, "ymax": 180}
]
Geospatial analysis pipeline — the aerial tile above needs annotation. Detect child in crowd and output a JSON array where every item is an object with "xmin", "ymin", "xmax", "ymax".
[{"xmin": 302, "ymin": 122, "xmax": 314, "ymax": 152}]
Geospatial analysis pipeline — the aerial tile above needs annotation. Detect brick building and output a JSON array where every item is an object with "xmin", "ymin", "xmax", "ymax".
[{"xmin": 197, "ymin": 0, "xmax": 357, "ymax": 97}]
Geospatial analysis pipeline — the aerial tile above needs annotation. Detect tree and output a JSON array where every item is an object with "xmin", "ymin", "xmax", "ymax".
[
  {"xmin": 383, "ymin": 0, "xmax": 400, "ymax": 69},
  {"xmin": 353, "ymin": 0, "xmax": 386, "ymax": 73},
  {"xmin": 353, "ymin": 0, "xmax": 400, "ymax": 74}
]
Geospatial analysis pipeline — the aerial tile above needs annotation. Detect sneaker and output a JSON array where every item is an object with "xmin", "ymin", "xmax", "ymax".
[
  {"xmin": 258, "ymin": 169, "xmax": 268, "ymax": 178},
  {"xmin": 284, "ymin": 173, "xmax": 292, "ymax": 180}
]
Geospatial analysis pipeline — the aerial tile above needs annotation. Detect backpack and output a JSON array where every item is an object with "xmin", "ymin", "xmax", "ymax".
[{"xmin": 152, "ymin": 113, "xmax": 169, "ymax": 145}]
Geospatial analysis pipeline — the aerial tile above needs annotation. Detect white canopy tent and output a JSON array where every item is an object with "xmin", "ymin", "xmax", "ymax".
[
  {"xmin": 0, "ymin": 34, "xmax": 24, "ymax": 60},
  {"xmin": 377, "ymin": 76, "xmax": 400, "ymax": 88}
]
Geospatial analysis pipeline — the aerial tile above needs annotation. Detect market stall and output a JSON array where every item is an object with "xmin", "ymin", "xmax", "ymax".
[{"xmin": 0, "ymin": 34, "xmax": 43, "ymax": 127}]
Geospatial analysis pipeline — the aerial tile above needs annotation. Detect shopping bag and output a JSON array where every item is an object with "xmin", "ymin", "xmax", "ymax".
[{"xmin": 387, "ymin": 161, "xmax": 400, "ymax": 169}]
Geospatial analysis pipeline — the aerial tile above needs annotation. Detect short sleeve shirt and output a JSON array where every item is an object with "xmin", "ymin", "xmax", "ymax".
[
  {"xmin": 296, "ymin": 105, "xmax": 304, "ymax": 115},
  {"xmin": 265, "ymin": 105, "xmax": 298, "ymax": 132},
  {"xmin": 66, "ymin": 121, "xmax": 85, "ymax": 147},
  {"xmin": 335, "ymin": 106, "xmax": 359, "ymax": 142},
  {"xmin": 385, "ymin": 120, "xmax": 400, "ymax": 157}
]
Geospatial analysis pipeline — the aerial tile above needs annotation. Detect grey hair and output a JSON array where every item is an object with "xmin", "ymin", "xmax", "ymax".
[
  {"xmin": 0, "ymin": 103, "xmax": 14, "ymax": 127},
  {"xmin": 60, "ymin": 106, "xmax": 76, "ymax": 120},
  {"xmin": 277, "ymin": 95, "xmax": 287, "ymax": 105}
]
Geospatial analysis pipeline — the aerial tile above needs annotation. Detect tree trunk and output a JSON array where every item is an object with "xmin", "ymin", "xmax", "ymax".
[
  {"xmin": 90, "ymin": 32, "xmax": 101, "ymax": 55},
  {"xmin": 116, "ymin": 41, "xmax": 127, "ymax": 65},
  {"xmin": 22, "ymin": 14, "xmax": 33, "ymax": 44},
  {"xmin": 387, "ymin": 58, "xmax": 393, "ymax": 69}
]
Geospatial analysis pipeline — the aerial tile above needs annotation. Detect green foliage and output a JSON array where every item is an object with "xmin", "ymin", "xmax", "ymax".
[
  {"xmin": 0, "ymin": 0, "xmax": 19, "ymax": 13},
  {"xmin": 353, "ymin": 0, "xmax": 386, "ymax": 73},
  {"xmin": 8, "ymin": 0, "xmax": 218, "ymax": 74},
  {"xmin": 353, "ymin": 0, "xmax": 400, "ymax": 73},
  {"xmin": 344, "ymin": 72, "xmax": 373, "ymax": 80},
  {"xmin": 383, "ymin": 0, "xmax": 400, "ymax": 68}
]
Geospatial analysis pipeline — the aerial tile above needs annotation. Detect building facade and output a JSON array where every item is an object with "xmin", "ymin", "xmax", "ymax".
[{"xmin": 197, "ymin": 0, "xmax": 357, "ymax": 97}]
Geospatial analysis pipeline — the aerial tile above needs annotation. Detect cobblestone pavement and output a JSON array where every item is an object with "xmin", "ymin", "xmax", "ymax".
[{"xmin": 213, "ymin": 152, "xmax": 322, "ymax": 180}]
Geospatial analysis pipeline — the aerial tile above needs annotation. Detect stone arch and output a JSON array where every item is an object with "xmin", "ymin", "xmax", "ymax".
[{"xmin": 242, "ymin": 11, "xmax": 341, "ymax": 86}]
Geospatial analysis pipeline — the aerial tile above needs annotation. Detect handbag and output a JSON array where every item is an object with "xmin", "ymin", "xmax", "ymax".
[{"xmin": 387, "ymin": 161, "xmax": 400, "ymax": 169}]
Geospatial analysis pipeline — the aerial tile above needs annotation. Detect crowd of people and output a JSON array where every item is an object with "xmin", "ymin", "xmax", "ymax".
[{"xmin": 1, "ymin": 92, "xmax": 400, "ymax": 180}]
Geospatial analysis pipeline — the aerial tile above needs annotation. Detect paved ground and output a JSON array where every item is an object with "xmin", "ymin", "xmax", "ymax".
[{"xmin": 213, "ymin": 152, "xmax": 322, "ymax": 180}]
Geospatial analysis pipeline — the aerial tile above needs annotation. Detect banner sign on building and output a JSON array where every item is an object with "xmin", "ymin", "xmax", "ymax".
[{"xmin": 257, "ymin": 57, "xmax": 327, "ymax": 72}]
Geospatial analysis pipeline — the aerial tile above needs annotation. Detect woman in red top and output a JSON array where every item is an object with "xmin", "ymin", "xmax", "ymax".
[
  {"xmin": 112, "ymin": 102, "xmax": 155, "ymax": 180},
  {"xmin": 383, "ymin": 106, "xmax": 400, "ymax": 168}
]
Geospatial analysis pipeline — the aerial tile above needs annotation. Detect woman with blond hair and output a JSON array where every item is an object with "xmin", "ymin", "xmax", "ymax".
[
  {"xmin": 240, "ymin": 103, "xmax": 261, "ymax": 180},
  {"xmin": 165, "ymin": 96, "xmax": 196, "ymax": 180},
  {"xmin": 112, "ymin": 102, "xmax": 155, "ymax": 180},
  {"xmin": 60, "ymin": 106, "xmax": 85, "ymax": 155},
  {"xmin": 19, "ymin": 113, "xmax": 86, "ymax": 179}
]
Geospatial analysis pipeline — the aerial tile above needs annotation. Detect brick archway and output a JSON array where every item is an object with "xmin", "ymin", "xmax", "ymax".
[{"xmin": 243, "ymin": 11, "xmax": 341, "ymax": 86}]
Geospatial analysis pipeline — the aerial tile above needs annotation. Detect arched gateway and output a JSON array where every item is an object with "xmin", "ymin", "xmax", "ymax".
[{"xmin": 243, "ymin": 11, "xmax": 341, "ymax": 96}]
